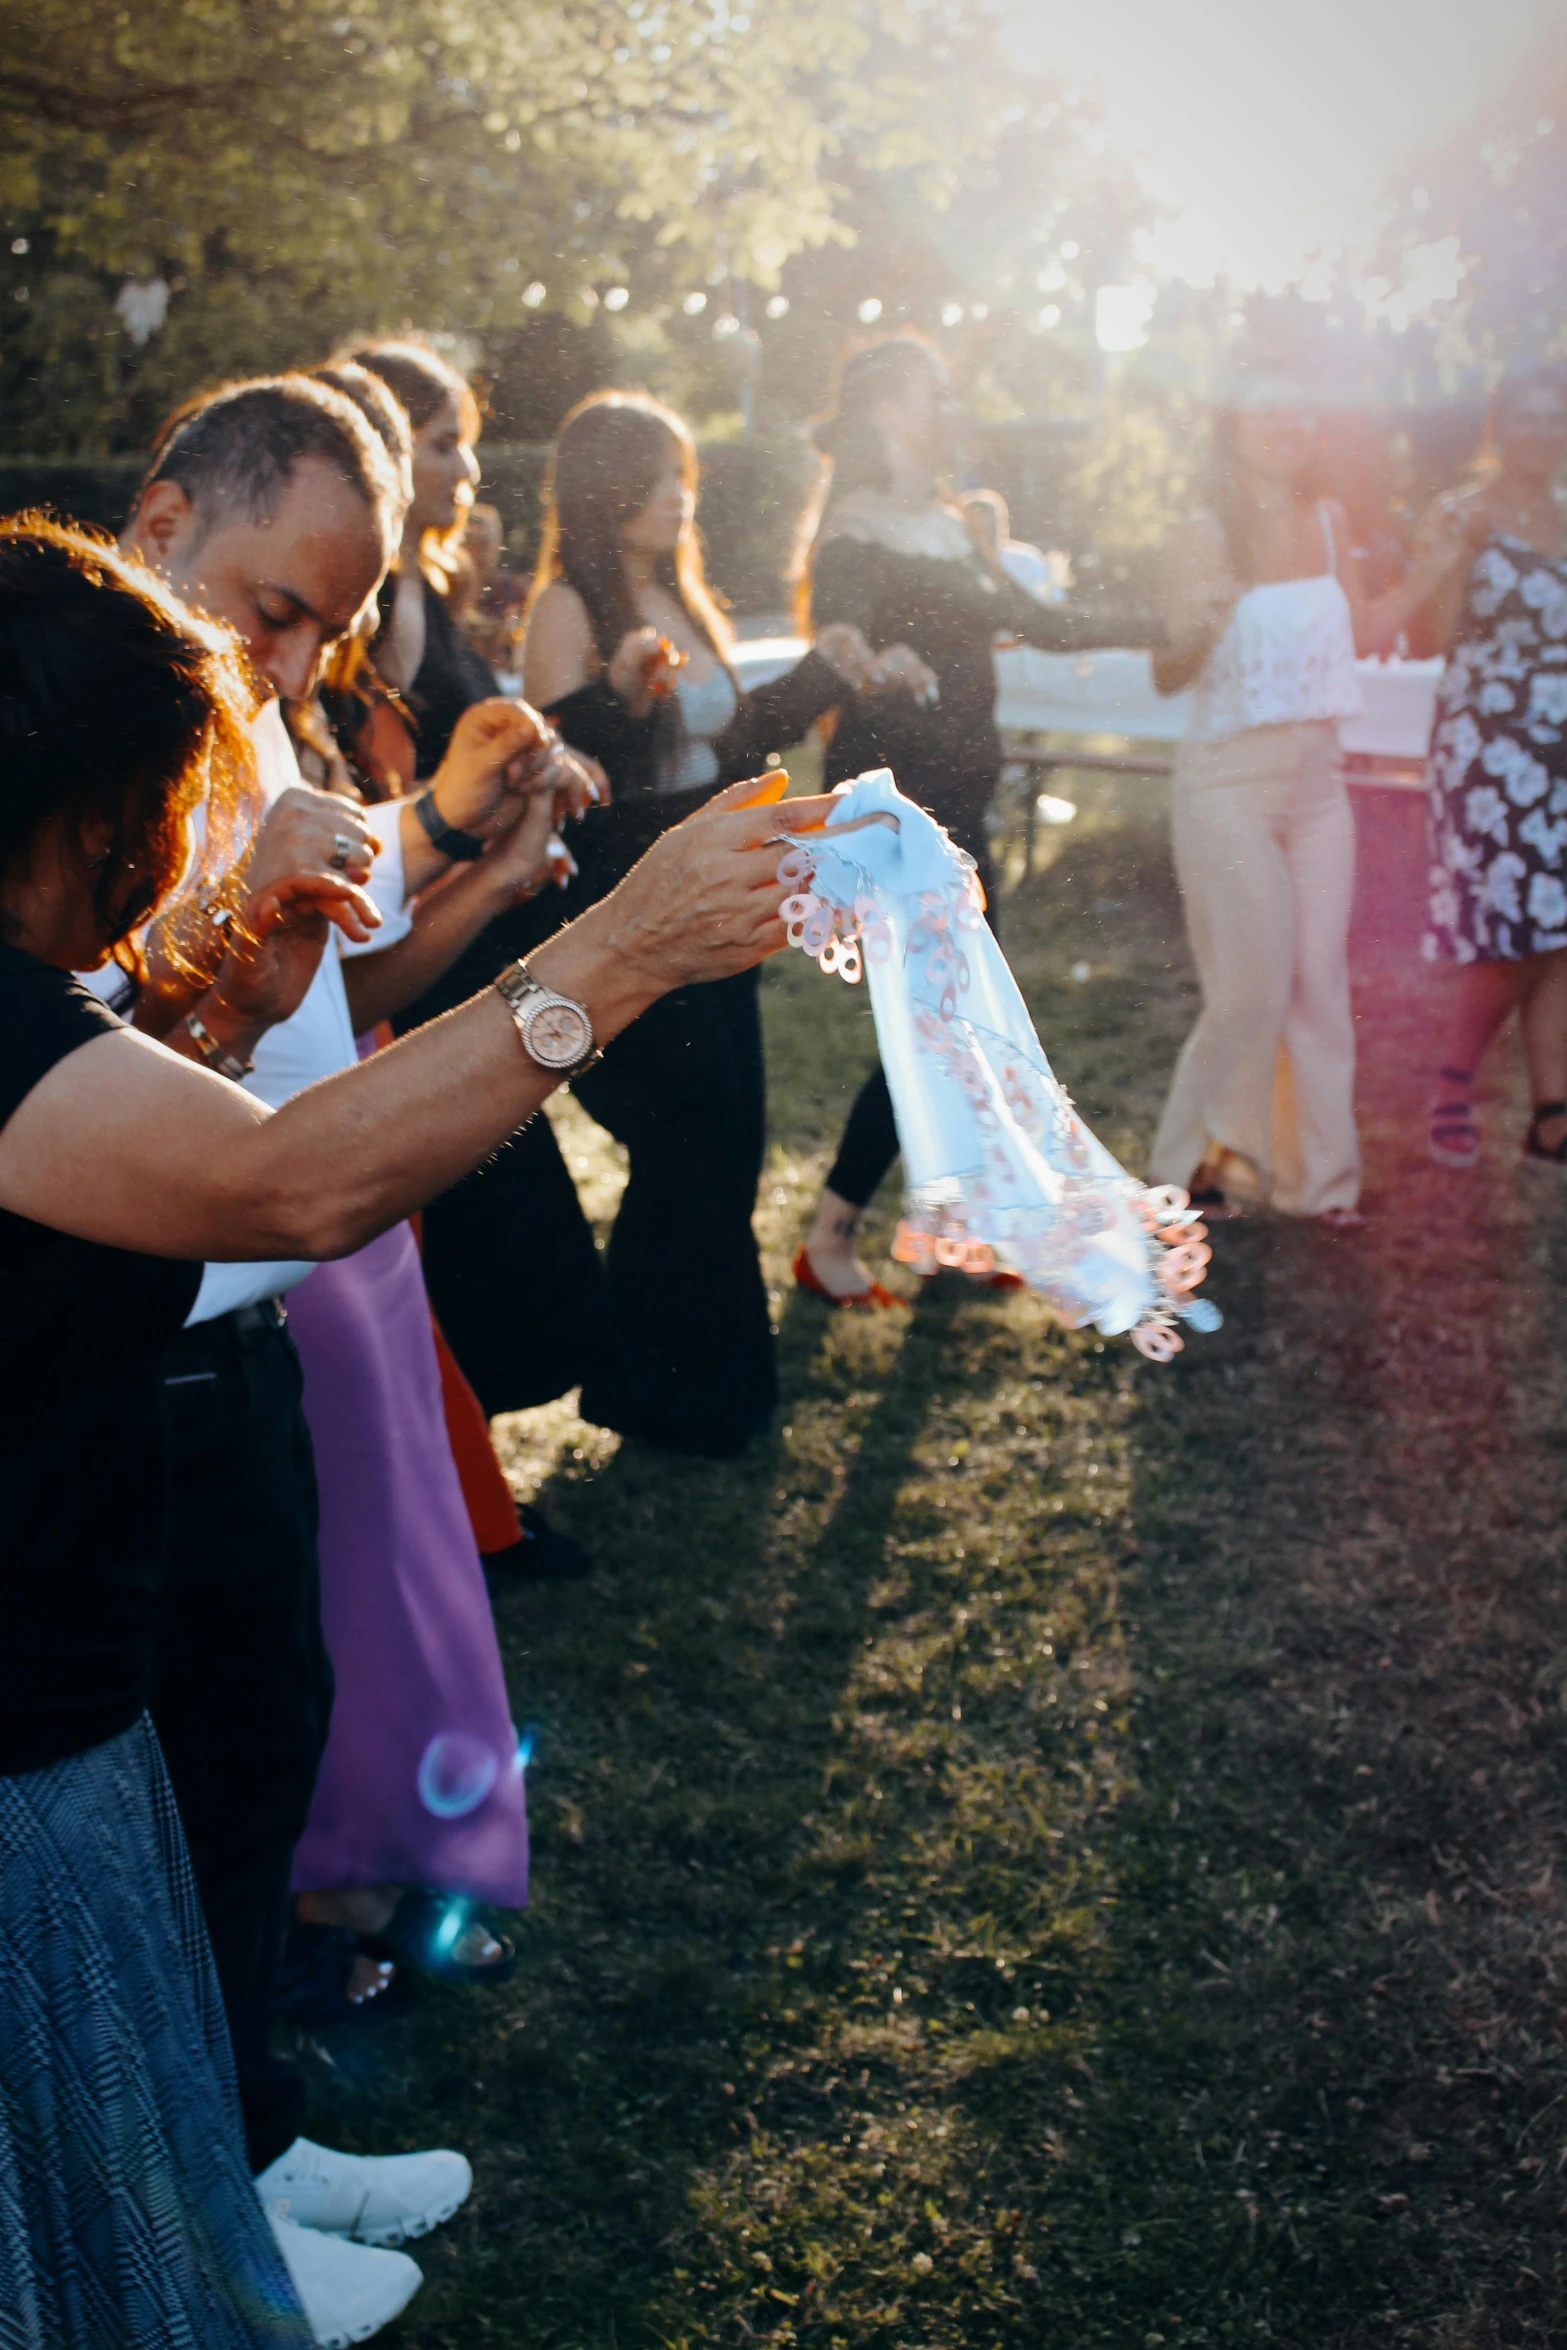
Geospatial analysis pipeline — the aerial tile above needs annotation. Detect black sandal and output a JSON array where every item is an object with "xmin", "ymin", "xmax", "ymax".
[
  {"xmin": 273, "ymin": 1920, "xmax": 404, "ymax": 2027},
  {"xmin": 362, "ymin": 1888, "xmax": 518, "ymax": 1988},
  {"xmin": 1187, "ymin": 1184, "xmax": 1242, "ymax": 1222},
  {"xmin": 1523, "ymin": 1099, "xmax": 1567, "ymax": 1170},
  {"xmin": 1429, "ymin": 1067, "xmax": 1480, "ymax": 1169}
]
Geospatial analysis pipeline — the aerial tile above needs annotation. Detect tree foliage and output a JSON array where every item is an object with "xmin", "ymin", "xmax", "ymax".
[{"xmin": 0, "ymin": 0, "xmax": 1097, "ymax": 450}]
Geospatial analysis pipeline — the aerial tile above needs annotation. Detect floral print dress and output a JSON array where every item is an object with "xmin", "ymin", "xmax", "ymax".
[{"xmin": 1425, "ymin": 529, "xmax": 1567, "ymax": 963}]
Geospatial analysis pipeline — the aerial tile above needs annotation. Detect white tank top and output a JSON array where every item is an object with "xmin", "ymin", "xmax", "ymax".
[
  {"xmin": 1188, "ymin": 504, "xmax": 1362, "ymax": 743},
  {"xmin": 668, "ymin": 663, "xmax": 739, "ymax": 791}
]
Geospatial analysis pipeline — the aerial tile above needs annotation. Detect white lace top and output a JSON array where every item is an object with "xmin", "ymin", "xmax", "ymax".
[{"xmin": 1187, "ymin": 504, "xmax": 1362, "ymax": 743}]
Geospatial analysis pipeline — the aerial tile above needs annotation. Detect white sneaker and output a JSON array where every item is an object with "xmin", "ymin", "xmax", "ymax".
[
  {"xmin": 267, "ymin": 2210, "xmax": 421, "ymax": 2346},
  {"xmin": 256, "ymin": 2135, "xmax": 473, "ymax": 2247}
]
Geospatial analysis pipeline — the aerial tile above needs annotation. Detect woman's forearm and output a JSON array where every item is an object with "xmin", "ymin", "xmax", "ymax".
[
  {"xmin": 212, "ymin": 906, "xmax": 665, "ymax": 1259},
  {"xmin": 0, "ymin": 791, "xmax": 822, "ymax": 1265}
]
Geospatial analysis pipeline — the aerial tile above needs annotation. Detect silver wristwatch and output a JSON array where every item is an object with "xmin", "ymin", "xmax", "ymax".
[{"xmin": 493, "ymin": 959, "xmax": 602, "ymax": 1074}]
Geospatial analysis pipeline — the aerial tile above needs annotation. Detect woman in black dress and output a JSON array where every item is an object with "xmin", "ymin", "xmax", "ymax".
[
  {"xmin": 523, "ymin": 389, "xmax": 931, "ymax": 1454},
  {"xmin": 791, "ymin": 332, "xmax": 1144, "ymax": 1303},
  {"xmin": 0, "ymin": 512, "xmax": 831, "ymax": 2343}
]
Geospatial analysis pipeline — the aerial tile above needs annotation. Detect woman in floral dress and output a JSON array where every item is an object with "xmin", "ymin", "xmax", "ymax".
[{"xmin": 1422, "ymin": 363, "xmax": 1567, "ymax": 1169}]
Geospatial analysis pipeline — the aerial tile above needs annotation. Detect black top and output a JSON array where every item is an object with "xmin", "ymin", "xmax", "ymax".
[
  {"xmin": 546, "ymin": 645, "xmax": 846, "ymax": 901},
  {"xmin": 378, "ymin": 574, "xmax": 499, "ymax": 778},
  {"xmin": 396, "ymin": 646, "xmax": 849, "ymax": 1028},
  {"xmin": 810, "ymin": 532, "xmax": 1108, "ymax": 812},
  {"xmin": 0, "ymin": 946, "xmax": 201, "ymax": 1774}
]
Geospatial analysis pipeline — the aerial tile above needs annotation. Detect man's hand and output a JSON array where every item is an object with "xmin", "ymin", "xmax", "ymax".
[{"xmin": 247, "ymin": 784, "xmax": 379, "ymax": 892}]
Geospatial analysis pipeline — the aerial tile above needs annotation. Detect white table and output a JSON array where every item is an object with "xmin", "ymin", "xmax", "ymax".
[{"xmin": 732, "ymin": 637, "xmax": 1445, "ymax": 781}]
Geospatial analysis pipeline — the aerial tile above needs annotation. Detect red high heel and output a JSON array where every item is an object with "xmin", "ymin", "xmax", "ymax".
[{"xmin": 792, "ymin": 1244, "xmax": 910, "ymax": 1311}]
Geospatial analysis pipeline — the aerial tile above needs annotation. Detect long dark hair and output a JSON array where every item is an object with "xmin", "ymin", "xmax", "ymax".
[
  {"xmin": 792, "ymin": 331, "xmax": 951, "ymax": 624},
  {"xmin": 0, "ymin": 513, "xmax": 256, "ymax": 963},
  {"xmin": 531, "ymin": 390, "xmax": 730, "ymax": 666},
  {"xmin": 1206, "ymin": 407, "xmax": 1325, "ymax": 584}
]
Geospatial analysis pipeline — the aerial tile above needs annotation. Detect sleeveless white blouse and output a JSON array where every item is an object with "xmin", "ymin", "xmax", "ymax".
[
  {"xmin": 668, "ymin": 664, "xmax": 739, "ymax": 791},
  {"xmin": 1188, "ymin": 506, "xmax": 1362, "ymax": 743}
]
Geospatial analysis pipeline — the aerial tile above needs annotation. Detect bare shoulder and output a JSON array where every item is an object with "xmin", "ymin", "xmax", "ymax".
[
  {"xmin": 523, "ymin": 580, "xmax": 595, "ymax": 701},
  {"xmin": 524, "ymin": 579, "xmax": 592, "ymax": 651}
]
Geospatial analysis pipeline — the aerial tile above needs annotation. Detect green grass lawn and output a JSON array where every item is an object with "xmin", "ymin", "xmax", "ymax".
[{"xmin": 293, "ymin": 774, "xmax": 1567, "ymax": 2347}]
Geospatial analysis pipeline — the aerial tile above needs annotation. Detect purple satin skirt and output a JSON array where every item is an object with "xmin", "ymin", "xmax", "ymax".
[{"xmin": 286, "ymin": 1223, "xmax": 529, "ymax": 1906}]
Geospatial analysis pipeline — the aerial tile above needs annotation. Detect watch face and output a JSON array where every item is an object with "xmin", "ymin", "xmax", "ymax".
[{"xmin": 524, "ymin": 997, "xmax": 593, "ymax": 1068}]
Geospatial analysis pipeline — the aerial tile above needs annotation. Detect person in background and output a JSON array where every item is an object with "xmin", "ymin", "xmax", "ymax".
[
  {"xmin": 352, "ymin": 335, "xmax": 618, "ymax": 1439},
  {"xmin": 1417, "ymin": 362, "xmax": 1567, "ymax": 1172},
  {"xmin": 1148, "ymin": 375, "xmax": 1473, "ymax": 1226},
  {"xmin": 458, "ymin": 499, "xmax": 530, "ymax": 677},
  {"xmin": 522, "ymin": 387, "xmax": 931, "ymax": 1454},
  {"xmin": 961, "ymin": 486, "xmax": 1067, "ymax": 604},
  {"xmin": 790, "ymin": 331, "xmax": 1138, "ymax": 1304},
  {"xmin": 0, "ymin": 511, "xmax": 827, "ymax": 2349}
]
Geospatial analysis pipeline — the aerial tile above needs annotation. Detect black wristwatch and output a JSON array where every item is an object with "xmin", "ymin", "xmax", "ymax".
[{"xmin": 413, "ymin": 784, "xmax": 485, "ymax": 863}]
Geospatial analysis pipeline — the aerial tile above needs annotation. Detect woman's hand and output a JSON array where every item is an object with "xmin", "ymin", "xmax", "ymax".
[
  {"xmin": 426, "ymin": 697, "xmax": 556, "ymax": 836},
  {"xmin": 814, "ymin": 623, "xmax": 937, "ymax": 704},
  {"xmin": 866, "ymin": 641, "xmax": 939, "ymax": 704},
  {"xmin": 479, "ymin": 786, "xmax": 569, "ymax": 906},
  {"xmin": 179, "ymin": 871, "xmax": 382, "ymax": 1066},
  {"xmin": 607, "ymin": 625, "xmax": 664, "ymax": 713},
  {"xmin": 566, "ymin": 778, "xmax": 838, "ymax": 997}
]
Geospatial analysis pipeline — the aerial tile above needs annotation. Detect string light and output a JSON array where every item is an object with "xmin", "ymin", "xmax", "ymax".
[
  {"xmin": 522, "ymin": 280, "xmax": 546, "ymax": 307},
  {"xmin": 682, "ymin": 289, "xmax": 707, "ymax": 314},
  {"xmin": 765, "ymin": 294, "xmax": 789, "ymax": 319},
  {"xmin": 857, "ymin": 296, "xmax": 883, "ymax": 324}
]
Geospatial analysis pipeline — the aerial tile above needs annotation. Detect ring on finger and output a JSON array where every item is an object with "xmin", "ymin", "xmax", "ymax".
[{"xmin": 330, "ymin": 832, "xmax": 354, "ymax": 872}]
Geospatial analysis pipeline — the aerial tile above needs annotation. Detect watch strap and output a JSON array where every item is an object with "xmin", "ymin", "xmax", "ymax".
[{"xmin": 413, "ymin": 784, "xmax": 485, "ymax": 863}]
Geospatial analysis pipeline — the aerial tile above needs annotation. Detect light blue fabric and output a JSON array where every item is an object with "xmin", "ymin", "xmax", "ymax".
[{"xmin": 785, "ymin": 771, "xmax": 1219, "ymax": 1344}]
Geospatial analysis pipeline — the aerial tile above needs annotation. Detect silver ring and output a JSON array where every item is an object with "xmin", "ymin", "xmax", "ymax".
[{"xmin": 330, "ymin": 832, "xmax": 353, "ymax": 872}]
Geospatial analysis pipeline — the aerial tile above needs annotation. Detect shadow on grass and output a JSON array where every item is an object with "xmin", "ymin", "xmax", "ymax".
[{"xmin": 313, "ymin": 1282, "xmax": 964, "ymax": 2346}]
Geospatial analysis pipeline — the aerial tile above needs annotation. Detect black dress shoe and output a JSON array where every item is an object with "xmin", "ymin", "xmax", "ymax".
[{"xmin": 482, "ymin": 1503, "xmax": 592, "ymax": 1580}]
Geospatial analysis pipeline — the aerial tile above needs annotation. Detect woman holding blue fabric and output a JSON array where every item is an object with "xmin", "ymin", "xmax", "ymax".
[{"xmin": 0, "ymin": 512, "xmax": 830, "ymax": 2343}]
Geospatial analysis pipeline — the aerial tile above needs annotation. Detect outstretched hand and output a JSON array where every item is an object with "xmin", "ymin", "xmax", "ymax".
[
  {"xmin": 590, "ymin": 773, "xmax": 838, "ymax": 995},
  {"xmin": 815, "ymin": 623, "xmax": 937, "ymax": 704}
]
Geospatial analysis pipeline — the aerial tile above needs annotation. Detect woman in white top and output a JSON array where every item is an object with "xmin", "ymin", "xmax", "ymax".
[{"xmin": 1151, "ymin": 384, "xmax": 1457, "ymax": 1223}]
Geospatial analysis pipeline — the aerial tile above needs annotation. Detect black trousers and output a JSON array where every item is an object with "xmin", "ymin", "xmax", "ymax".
[
  {"xmin": 573, "ymin": 967, "xmax": 776, "ymax": 1456},
  {"xmin": 825, "ymin": 789, "xmax": 1001, "ymax": 1211},
  {"xmin": 150, "ymin": 1303, "xmax": 333, "ymax": 2176}
]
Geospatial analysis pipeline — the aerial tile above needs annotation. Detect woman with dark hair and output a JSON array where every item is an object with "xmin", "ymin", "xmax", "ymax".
[
  {"xmin": 0, "ymin": 509, "xmax": 828, "ymax": 2343},
  {"xmin": 1148, "ymin": 379, "xmax": 1463, "ymax": 1223},
  {"xmin": 350, "ymin": 337, "xmax": 495, "ymax": 769},
  {"xmin": 327, "ymin": 336, "xmax": 616, "ymax": 1458},
  {"xmin": 522, "ymin": 387, "xmax": 924, "ymax": 1453},
  {"xmin": 791, "ymin": 331, "xmax": 1128, "ymax": 1303},
  {"xmin": 1416, "ymin": 363, "xmax": 1567, "ymax": 1171}
]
